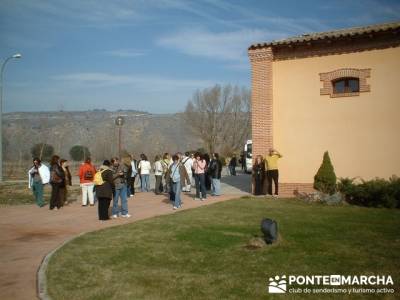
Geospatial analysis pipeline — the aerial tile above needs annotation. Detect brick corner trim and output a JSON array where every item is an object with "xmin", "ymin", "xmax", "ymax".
[
  {"xmin": 319, "ymin": 68, "xmax": 371, "ymax": 97},
  {"xmin": 248, "ymin": 47, "xmax": 273, "ymax": 62}
]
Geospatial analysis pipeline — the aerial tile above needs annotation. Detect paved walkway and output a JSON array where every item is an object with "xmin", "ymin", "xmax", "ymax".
[{"xmin": 0, "ymin": 172, "xmax": 251, "ymax": 300}]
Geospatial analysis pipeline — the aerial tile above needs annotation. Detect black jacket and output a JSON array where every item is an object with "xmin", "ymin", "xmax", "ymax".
[{"xmin": 209, "ymin": 159, "xmax": 222, "ymax": 179}]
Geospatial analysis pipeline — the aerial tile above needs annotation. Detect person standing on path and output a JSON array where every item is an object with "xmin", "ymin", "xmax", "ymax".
[
  {"xmin": 138, "ymin": 154, "xmax": 151, "ymax": 192},
  {"xmin": 193, "ymin": 153, "xmax": 207, "ymax": 201},
  {"xmin": 181, "ymin": 152, "xmax": 193, "ymax": 192},
  {"xmin": 78, "ymin": 157, "xmax": 96, "ymax": 206},
  {"xmin": 111, "ymin": 157, "xmax": 131, "ymax": 218},
  {"xmin": 128, "ymin": 154, "xmax": 138, "ymax": 197},
  {"xmin": 166, "ymin": 154, "xmax": 190, "ymax": 210},
  {"xmin": 229, "ymin": 155, "xmax": 237, "ymax": 176},
  {"xmin": 28, "ymin": 158, "xmax": 50, "ymax": 207},
  {"xmin": 154, "ymin": 155, "xmax": 164, "ymax": 195},
  {"xmin": 49, "ymin": 155, "xmax": 66, "ymax": 210},
  {"xmin": 209, "ymin": 153, "xmax": 222, "ymax": 196},
  {"xmin": 253, "ymin": 155, "xmax": 265, "ymax": 196},
  {"xmin": 265, "ymin": 148, "xmax": 282, "ymax": 197},
  {"xmin": 95, "ymin": 160, "xmax": 115, "ymax": 221},
  {"xmin": 60, "ymin": 159, "xmax": 72, "ymax": 206}
]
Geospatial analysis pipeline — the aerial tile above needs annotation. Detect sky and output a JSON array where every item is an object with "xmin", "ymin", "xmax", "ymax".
[{"xmin": 1, "ymin": 0, "xmax": 399, "ymax": 114}]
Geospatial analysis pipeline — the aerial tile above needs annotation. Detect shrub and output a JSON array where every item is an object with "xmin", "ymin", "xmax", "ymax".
[
  {"xmin": 69, "ymin": 145, "xmax": 91, "ymax": 161},
  {"xmin": 314, "ymin": 151, "xmax": 337, "ymax": 195},
  {"xmin": 338, "ymin": 176, "xmax": 400, "ymax": 209}
]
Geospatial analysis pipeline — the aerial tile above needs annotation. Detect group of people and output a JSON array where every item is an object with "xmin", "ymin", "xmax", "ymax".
[
  {"xmin": 28, "ymin": 151, "xmax": 224, "ymax": 221},
  {"xmin": 252, "ymin": 148, "xmax": 282, "ymax": 197}
]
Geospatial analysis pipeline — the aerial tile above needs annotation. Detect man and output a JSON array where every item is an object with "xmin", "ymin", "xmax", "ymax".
[
  {"xmin": 265, "ymin": 148, "xmax": 282, "ymax": 197},
  {"xmin": 111, "ymin": 157, "xmax": 131, "ymax": 218},
  {"xmin": 181, "ymin": 152, "xmax": 193, "ymax": 192}
]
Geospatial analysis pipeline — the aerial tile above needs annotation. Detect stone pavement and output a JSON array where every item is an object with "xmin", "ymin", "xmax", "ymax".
[{"xmin": 0, "ymin": 171, "xmax": 251, "ymax": 300}]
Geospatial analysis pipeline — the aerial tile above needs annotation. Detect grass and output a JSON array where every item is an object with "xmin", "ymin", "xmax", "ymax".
[
  {"xmin": 46, "ymin": 197, "xmax": 400, "ymax": 300},
  {"xmin": 0, "ymin": 182, "xmax": 80, "ymax": 206}
]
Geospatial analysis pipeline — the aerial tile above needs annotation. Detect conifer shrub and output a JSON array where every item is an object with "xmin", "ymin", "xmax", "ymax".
[{"xmin": 314, "ymin": 151, "xmax": 337, "ymax": 195}]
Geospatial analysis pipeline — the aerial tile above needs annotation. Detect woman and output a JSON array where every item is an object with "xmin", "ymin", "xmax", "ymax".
[
  {"xmin": 49, "ymin": 155, "xmax": 66, "ymax": 210},
  {"xmin": 253, "ymin": 155, "xmax": 265, "ymax": 196},
  {"xmin": 60, "ymin": 159, "xmax": 72, "ymax": 206},
  {"xmin": 94, "ymin": 160, "xmax": 115, "ymax": 221},
  {"xmin": 166, "ymin": 154, "xmax": 190, "ymax": 210},
  {"xmin": 28, "ymin": 158, "xmax": 50, "ymax": 207},
  {"xmin": 78, "ymin": 157, "xmax": 96, "ymax": 206},
  {"xmin": 193, "ymin": 152, "xmax": 207, "ymax": 201},
  {"xmin": 128, "ymin": 154, "xmax": 138, "ymax": 197},
  {"xmin": 154, "ymin": 155, "xmax": 163, "ymax": 195},
  {"xmin": 138, "ymin": 154, "xmax": 151, "ymax": 192}
]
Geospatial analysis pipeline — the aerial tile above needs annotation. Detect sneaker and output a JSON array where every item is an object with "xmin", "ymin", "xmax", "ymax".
[
  {"xmin": 111, "ymin": 214, "xmax": 119, "ymax": 219},
  {"xmin": 130, "ymin": 194, "xmax": 134, "ymax": 197},
  {"xmin": 273, "ymin": 194, "xmax": 278, "ymax": 198},
  {"xmin": 121, "ymin": 214, "xmax": 131, "ymax": 218},
  {"xmin": 200, "ymin": 198, "xmax": 205, "ymax": 201},
  {"xmin": 81, "ymin": 204, "xmax": 87, "ymax": 207},
  {"xmin": 89, "ymin": 204, "xmax": 94, "ymax": 206},
  {"xmin": 194, "ymin": 197, "xmax": 201, "ymax": 201},
  {"xmin": 173, "ymin": 206, "xmax": 178, "ymax": 210}
]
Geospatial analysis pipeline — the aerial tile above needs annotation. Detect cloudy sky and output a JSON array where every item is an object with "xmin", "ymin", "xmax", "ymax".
[{"xmin": 1, "ymin": 0, "xmax": 399, "ymax": 113}]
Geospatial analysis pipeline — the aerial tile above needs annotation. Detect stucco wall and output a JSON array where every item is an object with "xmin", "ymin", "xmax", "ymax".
[{"xmin": 273, "ymin": 47, "xmax": 400, "ymax": 183}]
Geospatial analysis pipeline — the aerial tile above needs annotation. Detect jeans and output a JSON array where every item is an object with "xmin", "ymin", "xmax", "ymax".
[
  {"xmin": 172, "ymin": 181, "xmax": 181, "ymax": 207},
  {"xmin": 229, "ymin": 166, "xmax": 236, "ymax": 175},
  {"xmin": 81, "ymin": 183, "xmax": 95, "ymax": 205},
  {"xmin": 211, "ymin": 178, "xmax": 221, "ymax": 196},
  {"xmin": 194, "ymin": 173, "xmax": 207, "ymax": 199},
  {"xmin": 141, "ymin": 174, "xmax": 150, "ymax": 192},
  {"xmin": 112, "ymin": 184, "xmax": 128, "ymax": 216},
  {"xmin": 32, "ymin": 181, "xmax": 44, "ymax": 207}
]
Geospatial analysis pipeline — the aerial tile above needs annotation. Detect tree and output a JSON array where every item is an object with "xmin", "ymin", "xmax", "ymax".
[
  {"xmin": 314, "ymin": 151, "xmax": 337, "ymax": 195},
  {"xmin": 69, "ymin": 145, "xmax": 91, "ymax": 161},
  {"xmin": 31, "ymin": 143, "xmax": 54, "ymax": 161},
  {"xmin": 184, "ymin": 84, "xmax": 251, "ymax": 155}
]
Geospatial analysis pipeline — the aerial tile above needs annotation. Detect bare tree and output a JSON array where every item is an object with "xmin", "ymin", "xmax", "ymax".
[{"xmin": 184, "ymin": 84, "xmax": 251, "ymax": 155}]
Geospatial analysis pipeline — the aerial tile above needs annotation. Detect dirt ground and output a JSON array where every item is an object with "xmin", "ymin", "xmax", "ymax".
[{"xmin": 0, "ymin": 191, "xmax": 242, "ymax": 300}]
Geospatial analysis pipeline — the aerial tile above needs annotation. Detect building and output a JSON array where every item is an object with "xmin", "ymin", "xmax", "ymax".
[{"xmin": 248, "ymin": 21, "xmax": 400, "ymax": 196}]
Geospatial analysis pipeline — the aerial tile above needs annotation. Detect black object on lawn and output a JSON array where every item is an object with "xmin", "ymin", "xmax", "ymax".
[{"xmin": 261, "ymin": 218, "xmax": 278, "ymax": 244}]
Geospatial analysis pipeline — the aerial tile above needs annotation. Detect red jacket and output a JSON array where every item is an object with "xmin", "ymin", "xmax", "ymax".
[{"xmin": 79, "ymin": 163, "xmax": 96, "ymax": 184}]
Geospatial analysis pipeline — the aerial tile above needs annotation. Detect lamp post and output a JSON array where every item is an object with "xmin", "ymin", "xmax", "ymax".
[
  {"xmin": 115, "ymin": 116, "xmax": 125, "ymax": 158},
  {"xmin": 0, "ymin": 53, "xmax": 22, "ymax": 182}
]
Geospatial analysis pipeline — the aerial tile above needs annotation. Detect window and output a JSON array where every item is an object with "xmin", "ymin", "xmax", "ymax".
[
  {"xmin": 332, "ymin": 77, "xmax": 359, "ymax": 94},
  {"xmin": 319, "ymin": 68, "xmax": 370, "ymax": 98}
]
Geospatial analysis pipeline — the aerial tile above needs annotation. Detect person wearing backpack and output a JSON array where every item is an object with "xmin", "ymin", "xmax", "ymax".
[
  {"xmin": 94, "ymin": 160, "xmax": 114, "ymax": 221},
  {"xmin": 165, "ymin": 154, "xmax": 190, "ymax": 210},
  {"xmin": 78, "ymin": 157, "xmax": 97, "ymax": 206}
]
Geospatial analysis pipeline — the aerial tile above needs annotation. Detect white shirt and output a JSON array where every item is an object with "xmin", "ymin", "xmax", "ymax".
[
  {"xmin": 28, "ymin": 164, "xmax": 50, "ymax": 188},
  {"xmin": 154, "ymin": 161, "xmax": 163, "ymax": 176},
  {"xmin": 139, "ymin": 160, "xmax": 152, "ymax": 175}
]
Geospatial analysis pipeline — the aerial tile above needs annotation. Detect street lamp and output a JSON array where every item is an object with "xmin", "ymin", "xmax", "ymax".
[
  {"xmin": 0, "ymin": 53, "xmax": 22, "ymax": 182},
  {"xmin": 115, "ymin": 116, "xmax": 125, "ymax": 158}
]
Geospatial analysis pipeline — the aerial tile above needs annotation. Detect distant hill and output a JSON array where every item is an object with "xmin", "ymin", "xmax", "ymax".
[{"xmin": 3, "ymin": 110, "xmax": 202, "ymax": 162}]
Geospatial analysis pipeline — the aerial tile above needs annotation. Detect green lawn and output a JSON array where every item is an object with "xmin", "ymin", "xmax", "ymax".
[{"xmin": 46, "ymin": 198, "xmax": 400, "ymax": 300}]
